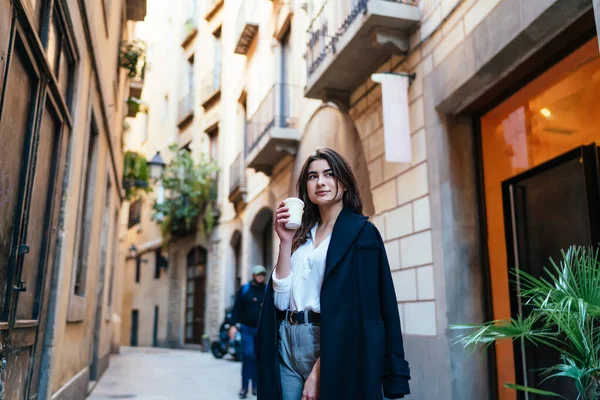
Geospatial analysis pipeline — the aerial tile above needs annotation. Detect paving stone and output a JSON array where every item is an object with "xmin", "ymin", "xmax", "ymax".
[{"xmin": 88, "ymin": 347, "xmax": 244, "ymax": 400}]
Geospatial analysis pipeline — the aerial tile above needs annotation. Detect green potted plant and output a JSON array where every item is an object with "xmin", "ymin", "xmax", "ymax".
[
  {"xmin": 152, "ymin": 144, "xmax": 220, "ymax": 241},
  {"xmin": 119, "ymin": 39, "xmax": 146, "ymax": 79},
  {"xmin": 123, "ymin": 151, "xmax": 151, "ymax": 201},
  {"xmin": 452, "ymin": 246, "xmax": 600, "ymax": 399},
  {"xmin": 127, "ymin": 97, "xmax": 149, "ymax": 117}
]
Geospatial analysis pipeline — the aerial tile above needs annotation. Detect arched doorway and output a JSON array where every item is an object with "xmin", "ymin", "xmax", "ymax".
[
  {"xmin": 292, "ymin": 104, "xmax": 374, "ymax": 216},
  {"xmin": 185, "ymin": 246, "xmax": 207, "ymax": 344},
  {"xmin": 250, "ymin": 208, "xmax": 274, "ymax": 276},
  {"xmin": 230, "ymin": 230, "xmax": 243, "ymax": 307}
]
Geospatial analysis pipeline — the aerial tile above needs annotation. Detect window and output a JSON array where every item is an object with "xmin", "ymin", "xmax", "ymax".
[
  {"xmin": 74, "ymin": 119, "xmax": 99, "ymax": 296},
  {"xmin": 213, "ymin": 28, "xmax": 222, "ymax": 89},
  {"xmin": 154, "ymin": 250, "xmax": 162, "ymax": 279},
  {"xmin": 44, "ymin": 4, "xmax": 75, "ymax": 107},
  {"xmin": 161, "ymin": 95, "xmax": 169, "ymax": 124},
  {"xmin": 135, "ymin": 257, "xmax": 141, "ymax": 283},
  {"xmin": 207, "ymin": 126, "xmax": 219, "ymax": 162},
  {"xmin": 141, "ymin": 111, "xmax": 149, "ymax": 143},
  {"xmin": 128, "ymin": 199, "xmax": 142, "ymax": 228},
  {"xmin": 107, "ymin": 211, "xmax": 119, "ymax": 306}
]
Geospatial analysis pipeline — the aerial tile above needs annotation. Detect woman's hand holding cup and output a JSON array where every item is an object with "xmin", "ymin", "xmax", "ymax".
[
  {"xmin": 275, "ymin": 198, "xmax": 304, "ymax": 243},
  {"xmin": 274, "ymin": 202, "xmax": 296, "ymax": 244}
]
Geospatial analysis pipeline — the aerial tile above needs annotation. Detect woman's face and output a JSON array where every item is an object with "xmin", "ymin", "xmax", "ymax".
[{"xmin": 306, "ymin": 159, "xmax": 345, "ymax": 206}]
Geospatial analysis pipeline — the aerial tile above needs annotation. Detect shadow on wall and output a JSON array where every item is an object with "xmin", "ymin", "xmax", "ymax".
[{"xmin": 291, "ymin": 103, "xmax": 374, "ymax": 216}]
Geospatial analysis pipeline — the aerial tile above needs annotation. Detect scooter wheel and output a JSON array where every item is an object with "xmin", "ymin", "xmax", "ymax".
[{"xmin": 211, "ymin": 342, "xmax": 225, "ymax": 359}]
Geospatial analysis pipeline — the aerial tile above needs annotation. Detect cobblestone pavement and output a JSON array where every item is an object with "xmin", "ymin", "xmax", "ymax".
[{"xmin": 88, "ymin": 346, "xmax": 252, "ymax": 400}]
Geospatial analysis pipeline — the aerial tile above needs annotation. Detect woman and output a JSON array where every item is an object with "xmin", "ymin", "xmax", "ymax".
[{"xmin": 256, "ymin": 148, "xmax": 411, "ymax": 400}]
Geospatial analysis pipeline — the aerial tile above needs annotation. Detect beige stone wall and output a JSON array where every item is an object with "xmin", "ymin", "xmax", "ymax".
[
  {"xmin": 346, "ymin": 0, "xmax": 516, "ymax": 396},
  {"xmin": 47, "ymin": 0, "xmax": 134, "ymax": 394}
]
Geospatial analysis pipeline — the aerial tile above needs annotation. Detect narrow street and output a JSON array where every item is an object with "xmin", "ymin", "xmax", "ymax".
[{"xmin": 88, "ymin": 347, "xmax": 247, "ymax": 400}]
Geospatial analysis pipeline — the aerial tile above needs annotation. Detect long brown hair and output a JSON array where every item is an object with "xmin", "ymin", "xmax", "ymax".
[{"xmin": 291, "ymin": 148, "xmax": 363, "ymax": 253}]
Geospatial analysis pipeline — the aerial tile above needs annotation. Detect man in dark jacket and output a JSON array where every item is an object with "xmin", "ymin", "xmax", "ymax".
[{"xmin": 229, "ymin": 265, "xmax": 267, "ymax": 398}]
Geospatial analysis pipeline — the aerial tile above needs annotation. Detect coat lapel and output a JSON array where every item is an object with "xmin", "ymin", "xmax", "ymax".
[{"xmin": 323, "ymin": 207, "xmax": 368, "ymax": 282}]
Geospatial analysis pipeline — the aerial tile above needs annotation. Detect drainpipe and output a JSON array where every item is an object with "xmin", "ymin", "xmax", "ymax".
[
  {"xmin": 37, "ymin": 133, "xmax": 74, "ymax": 400},
  {"xmin": 595, "ymin": 0, "xmax": 600, "ymax": 51}
]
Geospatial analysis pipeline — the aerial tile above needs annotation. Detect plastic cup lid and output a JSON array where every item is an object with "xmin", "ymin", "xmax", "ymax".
[{"xmin": 283, "ymin": 197, "xmax": 304, "ymax": 206}]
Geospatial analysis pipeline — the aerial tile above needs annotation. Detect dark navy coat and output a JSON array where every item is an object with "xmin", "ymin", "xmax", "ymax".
[{"xmin": 256, "ymin": 207, "xmax": 411, "ymax": 399}]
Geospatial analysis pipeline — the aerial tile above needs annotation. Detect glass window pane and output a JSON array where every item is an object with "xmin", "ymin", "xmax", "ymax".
[
  {"xmin": 58, "ymin": 49, "xmax": 72, "ymax": 104},
  {"xmin": 186, "ymin": 325, "xmax": 193, "ymax": 339},
  {"xmin": 187, "ymin": 281, "xmax": 194, "ymax": 293},
  {"xmin": 0, "ymin": 38, "xmax": 38, "ymax": 321},
  {"xmin": 16, "ymin": 98, "xmax": 60, "ymax": 320},
  {"xmin": 46, "ymin": 15, "xmax": 60, "ymax": 75}
]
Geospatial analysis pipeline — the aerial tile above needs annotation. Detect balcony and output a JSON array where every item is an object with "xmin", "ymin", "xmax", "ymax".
[
  {"xmin": 129, "ymin": 63, "xmax": 146, "ymax": 99},
  {"xmin": 126, "ymin": 0, "xmax": 147, "ymax": 21},
  {"xmin": 178, "ymin": 92, "xmax": 195, "ymax": 128},
  {"xmin": 228, "ymin": 153, "xmax": 247, "ymax": 210},
  {"xmin": 205, "ymin": 0, "xmax": 224, "ymax": 20},
  {"xmin": 234, "ymin": 0, "xmax": 259, "ymax": 55},
  {"xmin": 181, "ymin": 17, "xmax": 199, "ymax": 47},
  {"xmin": 245, "ymin": 84, "xmax": 300, "ymax": 175},
  {"xmin": 200, "ymin": 68, "xmax": 221, "ymax": 109},
  {"xmin": 305, "ymin": 0, "xmax": 420, "ymax": 101}
]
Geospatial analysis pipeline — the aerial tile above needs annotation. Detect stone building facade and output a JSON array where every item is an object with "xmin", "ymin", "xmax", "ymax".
[
  {"xmin": 0, "ymin": 0, "xmax": 145, "ymax": 398},
  {"xmin": 121, "ymin": 0, "xmax": 600, "ymax": 399}
]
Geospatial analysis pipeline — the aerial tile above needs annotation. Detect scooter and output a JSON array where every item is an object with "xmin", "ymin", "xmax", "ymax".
[{"xmin": 210, "ymin": 309, "xmax": 242, "ymax": 361}]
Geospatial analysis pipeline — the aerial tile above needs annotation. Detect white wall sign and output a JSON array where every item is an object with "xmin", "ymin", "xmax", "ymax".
[{"xmin": 371, "ymin": 73, "xmax": 412, "ymax": 163}]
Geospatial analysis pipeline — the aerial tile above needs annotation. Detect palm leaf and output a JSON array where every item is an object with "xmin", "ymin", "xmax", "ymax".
[{"xmin": 504, "ymin": 383, "xmax": 566, "ymax": 398}]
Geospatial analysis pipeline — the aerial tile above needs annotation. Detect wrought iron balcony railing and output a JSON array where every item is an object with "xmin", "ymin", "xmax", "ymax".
[
  {"xmin": 229, "ymin": 153, "xmax": 246, "ymax": 198},
  {"xmin": 177, "ymin": 92, "xmax": 195, "ymax": 127},
  {"xmin": 305, "ymin": 0, "xmax": 419, "ymax": 98},
  {"xmin": 246, "ymin": 84, "xmax": 300, "ymax": 154},
  {"xmin": 200, "ymin": 67, "xmax": 222, "ymax": 108}
]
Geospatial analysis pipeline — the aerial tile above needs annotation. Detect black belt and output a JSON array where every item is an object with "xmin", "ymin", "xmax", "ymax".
[{"xmin": 276, "ymin": 309, "xmax": 321, "ymax": 325}]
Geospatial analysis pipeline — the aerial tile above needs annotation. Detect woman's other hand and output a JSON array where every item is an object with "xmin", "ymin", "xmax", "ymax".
[
  {"xmin": 302, "ymin": 358, "xmax": 320, "ymax": 400},
  {"xmin": 302, "ymin": 373, "xmax": 319, "ymax": 400},
  {"xmin": 274, "ymin": 201, "xmax": 295, "ymax": 244}
]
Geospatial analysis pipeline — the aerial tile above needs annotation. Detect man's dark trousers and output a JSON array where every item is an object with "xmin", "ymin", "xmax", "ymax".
[{"xmin": 240, "ymin": 324, "xmax": 258, "ymax": 391}]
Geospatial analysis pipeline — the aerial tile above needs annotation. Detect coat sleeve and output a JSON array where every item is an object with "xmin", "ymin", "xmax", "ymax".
[{"xmin": 375, "ymin": 227, "xmax": 411, "ymax": 398}]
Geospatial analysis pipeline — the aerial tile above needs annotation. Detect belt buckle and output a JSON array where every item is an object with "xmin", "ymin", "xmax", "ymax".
[{"xmin": 288, "ymin": 311, "xmax": 298, "ymax": 325}]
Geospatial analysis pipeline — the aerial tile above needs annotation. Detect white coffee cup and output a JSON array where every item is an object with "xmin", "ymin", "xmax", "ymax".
[{"xmin": 283, "ymin": 197, "xmax": 304, "ymax": 230}]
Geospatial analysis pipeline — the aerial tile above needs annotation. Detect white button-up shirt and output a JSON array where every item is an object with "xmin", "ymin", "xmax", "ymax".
[{"xmin": 272, "ymin": 224, "xmax": 331, "ymax": 312}]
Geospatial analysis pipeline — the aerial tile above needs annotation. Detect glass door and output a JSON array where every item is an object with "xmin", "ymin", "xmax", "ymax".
[{"xmin": 502, "ymin": 144, "xmax": 600, "ymax": 399}]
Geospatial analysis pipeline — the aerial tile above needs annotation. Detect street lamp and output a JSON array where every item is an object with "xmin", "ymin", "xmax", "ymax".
[
  {"xmin": 147, "ymin": 151, "xmax": 166, "ymax": 182},
  {"xmin": 128, "ymin": 244, "xmax": 138, "ymax": 259}
]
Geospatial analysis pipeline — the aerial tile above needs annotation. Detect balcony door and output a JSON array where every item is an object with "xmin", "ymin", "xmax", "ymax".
[
  {"xmin": 502, "ymin": 145, "xmax": 600, "ymax": 399},
  {"xmin": 279, "ymin": 29, "xmax": 290, "ymax": 127},
  {"xmin": 185, "ymin": 247, "xmax": 207, "ymax": 344}
]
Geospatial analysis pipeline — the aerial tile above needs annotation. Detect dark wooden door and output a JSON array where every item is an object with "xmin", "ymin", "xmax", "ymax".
[
  {"xmin": 185, "ymin": 247, "xmax": 207, "ymax": 344},
  {"xmin": 502, "ymin": 145, "xmax": 600, "ymax": 399},
  {"xmin": 130, "ymin": 310, "xmax": 139, "ymax": 347},
  {"xmin": 0, "ymin": 3, "xmax": 72, "ymax": 398},
  {"xmin": 193, "ymin": 278, "xmax": 206, "ymax": 342}
]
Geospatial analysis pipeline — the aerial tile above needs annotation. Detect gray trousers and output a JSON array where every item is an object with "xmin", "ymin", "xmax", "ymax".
[{"xmin": 278, "ymin": 317, "xmax": 321, "ymax": 400}]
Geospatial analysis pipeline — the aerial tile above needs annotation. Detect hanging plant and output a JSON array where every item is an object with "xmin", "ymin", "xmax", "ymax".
[
  {"xmin": 152, "ymin": 144, "xmax": 220, "ymax": 241},
  {"xmin": 127, "ymin": 96, "xmax": 149, "ymax": 117},
  {"xmin": 119, "ymin": 39, "xmax": 146, "ymax": 79},
  {"xmin": 123, "ymin": 151, "xmax": 152, "ymax": 201}
]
